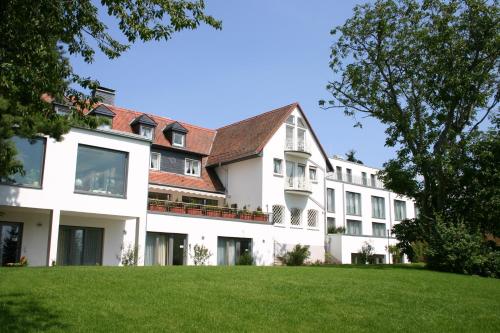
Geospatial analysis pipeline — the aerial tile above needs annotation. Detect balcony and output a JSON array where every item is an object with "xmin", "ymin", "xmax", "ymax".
[
  {"xmin": 284, "ymin": 138, "xmax": 311, "ymax": 159},
  {"xmin": 147, "ymin": 199, "xmax": 270, "ymax": 223},
  {"xmin": 328, "ymin": 172, "xmax": 385, "ymax": 189},
  {"xmin": 284, "ymin": 176, "xmax": 312, "ymax": 195}
]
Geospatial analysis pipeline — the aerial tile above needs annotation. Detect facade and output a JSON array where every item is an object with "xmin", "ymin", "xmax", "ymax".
[{"xmin": 0, "ymin": 88, "xmax": 413, "ymax": 267}]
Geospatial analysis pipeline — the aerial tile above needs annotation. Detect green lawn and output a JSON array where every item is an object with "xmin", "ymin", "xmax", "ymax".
[{"xmin": 0, "ymin": 265, "xmax": 499, "ymax": 332}]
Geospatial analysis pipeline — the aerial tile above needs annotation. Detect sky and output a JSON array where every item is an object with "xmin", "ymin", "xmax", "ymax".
[{"xmin": 71, "ymin": 0, "xmax": 395, "ymax": 169}]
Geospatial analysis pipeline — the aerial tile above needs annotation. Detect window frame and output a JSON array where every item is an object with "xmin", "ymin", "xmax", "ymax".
[
  {"xmin": 73, "ymin": 144, "xmax": 129, "ymax": 199},
  {"xmin": 371, "ymin": 196, "xmax": 386, "ymax": 219},
  {"xmin": 327, "ymin": 188, "xmax": 335, "ymax": 213},
  {"xmin": 372, "ymin": 222, "xmax": 387, "ymax": 237},
  {"xmin": 309, "ymin": 167, "xmax": 317, "ymax": 182},
  {"xmin": 346, "ymin": 220, "xmax": 362, "ymax": 235},
  {"xmin": 140, "ymin": 125, "xmax": 154, "ymax": 140},
  {"xmin": 184, "ymin": 158, "xmax": 201, "ymax": 177},
  {"xmin": 150, "ymin": 152, "xmax": 161, "ymax": 170},
  {"xmin": 394, "ymin": 199, "xmax": 407, "ymax": 221},
  {"xmin": 346, "ymin": 191, "xmax": 362, "ymax": 216},
  {"xmin": 172, "ymin": 131, "xmax": 185, "ymax": 147},
  {"xmin": 273, "ymin": 158, "xmax": 283, "ymax": 176}
]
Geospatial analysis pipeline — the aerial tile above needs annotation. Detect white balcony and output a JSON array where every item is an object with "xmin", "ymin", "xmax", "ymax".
[
  {"xmin": 284, "ymin": 138, "xmax": 311, "ymax": 158},
  {"xmin": 284, "ymin": 176, "xmax": 312, "ymax": 195}
]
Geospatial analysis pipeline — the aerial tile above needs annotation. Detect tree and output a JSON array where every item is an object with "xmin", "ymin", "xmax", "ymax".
[
  {"xmin": 345, "ymin": 149, "xmax": 364, "ymax": 164},
  {"xmin": 0, "ymin": 0, "xmax": 221, "ymax": 179},
  {"xmin": 321, "ymin": 0, "xmax": 499, "ymax": 275}
]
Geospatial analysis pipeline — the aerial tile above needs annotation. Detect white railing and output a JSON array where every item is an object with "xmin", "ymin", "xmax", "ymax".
[
  {"xmin": 327, "ymin": 172, "xmax": 385, "ymax": 189},
  {"xmin": 285, "ymin": 138, "xmax": 310, "ymax": 154},
  {"xmin": 285, "ymin": 176, "xmax": 312, "ymax": 192}
]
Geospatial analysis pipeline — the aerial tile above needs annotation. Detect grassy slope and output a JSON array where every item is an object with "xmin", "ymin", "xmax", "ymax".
[{"xmin": 0, "ymin": 265, "xmax": 499, "ymax": 332}]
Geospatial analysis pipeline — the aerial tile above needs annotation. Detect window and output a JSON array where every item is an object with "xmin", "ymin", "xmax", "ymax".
[
  {"xmin": 362, "ymin": 172, "xmax": 367, "ymax": 185},
  {"xmin": 290, "ymin": 208, "xmax": 302, "ymax": 226},
  {"xmin": 394, "ymin": 200, "xmax": 407, "ymax": 221},
  {"xmin": 0, "ymin": 222, "xmax": 23, "ymax": 266},
  {"xmin": 285, "ymin": 125, "xmax": 294, "ymax": 150},
  {"xmin": 1, "ymin": 137, "xmax": 46, "ymax": 188},
  {"xmin": 336, "ymin": 166, "xmax": 342, "ymax": 180},
  {"xmin": 172, "ymin": 132, "xmax": 185, "ymax": 147},
  {"xmin": 273, "ymin": 158, "xmax": 283, "ymax": 175},
  {"xmin": 346, "ymin": 192, "xmax": 361, "ymax": 216},
  {"xmin": 74, "ymin": 145, "xmax": 128, "ymax": 197},
  {"xmin": 346, "ymin": 168, "xmax": 352, "ymax": 182},
  {"xmin": 309, "ymin": 167, "xmax": 317, "ymax": 182},
  {"xmin": 182, "ymin": 196, "xmax": 218, "ymax": 206},
  {"xmin": 370, "ymin": 174, "xmax": 376, "ymax": 187},
  {"xmin": 307, "ymin": 209, "xmax": 318, "ymax": 228},
  {"xmin": 414, "ymin": 203, "xmax": 420, "ymax": 218},
  {"xmin": 185, "ymin": 159, "xmax": 201, "ymax": 176},
  {"xmin": 327, "ymin": 217, "xmax": 336, "ymax": 232},
  {"xmin": 286, "ymin": 115, "xmax": 295, "ymax": 125},
  {"xmin": 150, "ymin": 152, "xmax": 160, "ymax": 170},
  {"xmin": 57, "ymin": 226, "xmax": 103, "ymax": 266},
  {"xmin": 327, "ymin": 188, "xmax": 335, "ymax": 213},
  {"xmin": 97, "ymin": 116, "xmax": 112, "ymax": 130},
  {"xmin": 372, "ymin": 222, "xmax": 386, "ymax": 237},
  {"xmin": 145, "ymin": 232, "xmax": 187, "ymax": 266},
  {"xmin": 272, "ymin": 205, "xmax": 285, "ymax": 224},
  {"xmin": 217, "ymin": 237, "xmax": 252, "ymax": 266},
  {"xmin": 140, "ymin": 125, "xmax": 154, "ymax": 140},
  {"xmin": 347, "ymin": 220, "xmax": 362, "ymax": 235},
  {"xmin": 371, "ymin": 196, "xmax": 385, "ymax": 219}
]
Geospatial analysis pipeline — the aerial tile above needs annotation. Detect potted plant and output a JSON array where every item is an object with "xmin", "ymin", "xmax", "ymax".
[
  {"xmin": 253, "ymin": 206, "xmax": 268, "ymax": 222},
  {"xmin": 149, "ymin": 199, "xmax": 165, "ymax": 212},
  {"xmin": 186, "ymin": 202, "xmax": 203, "ymax": 215},
  {"xmin": 239, "ymin": 205, "xmax": 252, "ymax": 220},
  {"xmin": 169, "ymin": 199, "xmax": 185, "ymax": 214},
  {"xmin": 205, "ymin": 205, "xmax": 221, "ymax": 217},
  {"xmin": 221, "ymin": 203, "xmax": 237, "ymax": 219}
]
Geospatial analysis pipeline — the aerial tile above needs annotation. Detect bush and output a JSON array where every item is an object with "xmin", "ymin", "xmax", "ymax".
[
  {"xmin": 237, "ymin": 251, "xmax": 254, "ymax": 265},
  {"xmin": 327, "ymin": 226, "xmax": 346, "ymax": 234},
  {"xmin": 190, "ymin": 244, "xmax": 212, "ymax": 266},
  {"xmin": 120, "ymin": 244, "xmax": 139, "ymax": 266},
  {"xmin": 279, "ymin": 244, "xmax": 310, "ymax": 266},
  {"xmin": 426, "ymin": 217, "xmax": 500, "ymax": 278},
  {"xmin": 358, "ymin": 241, "xmax": 374, "ymax": 264}
]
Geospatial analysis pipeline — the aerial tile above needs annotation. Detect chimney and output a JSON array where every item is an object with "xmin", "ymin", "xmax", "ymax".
[{"xmin": 93, "ymin": 86, "xmax": 116, "ymax": 105}]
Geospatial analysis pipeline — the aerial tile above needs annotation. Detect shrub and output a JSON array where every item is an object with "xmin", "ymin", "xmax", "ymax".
[
  {"xmin": 279, "ymin": 244, "xmax": 310, "ymax": 266},
  {"xmin": 190, "ymin": 244, "xmax": 212, "ymax": 266},
  {"xmin": 358, "ymin": 241, "xmax": 374, "ymax": 264},
  {"xmin": 410, "ymin": 241, "xmax": 428, "ymax": 263},
  {"xmin": 328, "ymin": 226, "xmax": 346, "ymax": 234},
  {"xmin": 237, "ymin": 251, "xmax": 254, "ymax": 265},
  {"xmin": 120, "ymin": 244, "xmax": 139, "ymax": 266}
]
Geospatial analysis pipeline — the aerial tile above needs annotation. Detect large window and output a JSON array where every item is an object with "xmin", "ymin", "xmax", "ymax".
[
  {"xmin": 0, "ymin": 222, "xmax": 23, "ymax": 266},
  {"xmin": 150, "ymin": 152, "xmax": 160, "ymax": 170},
  {"xmin": 327, "ymin": 217, "xmax": 336, "ymax": 232},
  {"xmin": 394, "ymin": 200, "xmax": 407, "ymax": 221},
  {"xmin": 372, "ymin": 222, "xmax": 386, "ymax": 237},
  {"xmin": 327, "ymin": 188, "xmax": 335, "ymax": 213},
  {"xmin": 346, "ymin": 192, "xmax": 361, "ymax": 216},
  {"xmin": 347, "ymin": 220, "xmax": 362, "ymax": 235},
  {"xmin": 172, "ymin": 132, "xmax": 185, "ymax": 147},
  {"xmin": 217, "ymin": 237, "xmax": 252, "ymax": 266},
  {"xmin": 1, "ymin": 137, "xmax": 46, "ymax": 188},
  {"xmin": 371, "ymin": 196, "xmax": 385, "ymax": 219},
  {"xmin": 145, "ymin": 232, "xmax": 187, "ymax": 266},
  {"xmin": 184, "ymin": 159, "xmax": 201, "ymax": 177},
  {"xmin": 74, "ymin": 145, "xmax": 128, "ymax": 198},
  {"xmin": 57, "ymin": 226, "xmax": 103, "ymax": 266}
]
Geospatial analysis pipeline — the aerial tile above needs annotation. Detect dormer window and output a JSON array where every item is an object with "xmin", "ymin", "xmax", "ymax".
[
  {"xmin": 163, "ymin": 122, "xmax": 189, "ymax": 148},
  {"xmin": 88, "ymin": 105, "xmax": 116, "ymax": 131},
  {"xmin": 172, "ymin": 132, "xmax": 185, "ymax": 147},
  {"xmin": 131, "ymin": 114, "xmax": 157, "ymax": 140}
]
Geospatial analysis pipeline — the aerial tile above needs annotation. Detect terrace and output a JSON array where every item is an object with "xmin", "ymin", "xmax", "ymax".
[{"xmin": 147, "ymin": 199, "xmax": 270, "ymax": 223}]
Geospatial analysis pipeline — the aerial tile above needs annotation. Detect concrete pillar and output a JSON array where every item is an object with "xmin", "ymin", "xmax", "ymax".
[
  {"xmin": 46, "ymin": 209, "xmax": 60, "ymax": 266},
  {"xmin": 135, "ymin": 216, "xmax": 146, "ymax": 266}
]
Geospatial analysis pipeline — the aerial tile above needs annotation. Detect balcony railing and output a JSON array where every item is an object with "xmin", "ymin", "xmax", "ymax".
[
  {"xmin": 285, "ymin": 138, "xmax": 310, "ymax": 154},
  {"xmin": 285, "ymin": 176, "xmax": 312, "ymax": 193},
  {"xmin": 327, "ymin": 172, "xmax": 385, "ymax": 189},
  {"xmin": 147, "ymin": 199, "xmax": 270, "ymax": 223}
]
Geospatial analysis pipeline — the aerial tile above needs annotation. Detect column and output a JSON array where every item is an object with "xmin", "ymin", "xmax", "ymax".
[
  {"xmin": 135, "ymin": 216, "xmax": 147, "ymax": 266},
  {"xmin": 46, "ymin": 209, "xmax": 60, "ymax": 266}
]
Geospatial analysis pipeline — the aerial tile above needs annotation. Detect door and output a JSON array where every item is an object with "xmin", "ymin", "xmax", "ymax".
[
  {"xmin": 217, "ymin": 237, "xmax": 252, "ymax": 266},
  {"xmin": 145, "ymin": 232, "xmax": 187, "ymax": 266},
  {"xmin": 297, "ymin": 164, "xmax": 306, "ymax": 188},
  {"xmin": 0, "ymin": 222, "xmax": 23, "ymax": 266},
  {"xmin": 57, "ymin": 226, "xmax": 103, "ymax": 266},
  {"xmin": 286, "ymin": 161, "xmax": 295, "ymax": 188}
]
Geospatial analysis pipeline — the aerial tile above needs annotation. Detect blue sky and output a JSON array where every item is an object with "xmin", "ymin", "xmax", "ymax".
[{"xmin": 71, "ymin": 0, "xmax": 394, "ymax": 168}]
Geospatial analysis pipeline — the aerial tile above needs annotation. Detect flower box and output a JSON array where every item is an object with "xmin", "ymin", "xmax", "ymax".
[
  {"xmin": 186, "ymin": 207, "xmax": 203, "ymax": 215},
  {"xmin": 205, "ymin": 210, "xmax": 221, "ymax": 217},
  {"xmin": 149, "ymin": 204, "xmax": 166, "ymax": 212},
  {"xmin": 221, "ymin": 211, "xmax": 237, "ymax": 219},
  {"xmin": 253, "ymin": 214, "xmax": 268, "ymax": 222},
  {"xmin": 170, "ymin": 206, "xmax": 185, "ymax": 214},
  {"xmin": 239, "ymin": 212, "xmax": 253, "ymax": 220}
]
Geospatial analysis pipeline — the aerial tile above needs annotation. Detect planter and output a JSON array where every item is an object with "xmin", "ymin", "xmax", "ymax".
[
  {"xmin": 149, "ymin": 204, "xmax": 166, "ymax": 212},
  {"xmin": 239, "ymin": 213, "xmax": 253, "ymax": 220},
  {"xmin": 221, "ymin": 212, "xmax": 237, "ymax": 219},
  {"xmin": 253, "ymin": 214, "xmax": 268, "ymax": 222},
  {"xmin": 170, "ymin": 206, "xmax": 185, "ymax": 214},
  {"xmin": 186, "ymin": 207, "xmax": 203, "ymax": 215},
  {"xmin": 205, "ymin": 210, "xmax": 221, "ymax": 217}
]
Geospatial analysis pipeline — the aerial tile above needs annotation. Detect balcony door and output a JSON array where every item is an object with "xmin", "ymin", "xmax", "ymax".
[
  {"xmin": 57, "ymin": 226, "xmax": 103, "ymax": 266},
  {"xmin": 297, "ymin": 164, "xmax": 306, "ymax": 188},
  {"xmin": 286, "ymin": 161, "xmax": 295, "ymax": 187},
  {"xmin": 217, "ymin": 237, "xmax": 252, "ymax": 266},
  {"xmin": 0, "ymin": 222, "xmax": 23, "ymax": 266},
  {"xmin": 145, "ymin": 232, "xmax": 187, "ymax": 266}
]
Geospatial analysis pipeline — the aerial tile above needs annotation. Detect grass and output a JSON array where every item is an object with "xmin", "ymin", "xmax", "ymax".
[{"xmin": 0, "ymin": 265, "xmax": 499, "ymax": 332}]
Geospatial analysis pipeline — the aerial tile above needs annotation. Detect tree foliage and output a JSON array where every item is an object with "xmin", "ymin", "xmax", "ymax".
[
  {"xmin": 323, "ymin": 0, "xmax": 499, "ymax": 276},
  {"xmin": 0, "ymin": 0, "xmax": 221, "ymax": 178},
  {"xmin": 345, "ymin": 149, "xmax": 364, "ymax": 164}
]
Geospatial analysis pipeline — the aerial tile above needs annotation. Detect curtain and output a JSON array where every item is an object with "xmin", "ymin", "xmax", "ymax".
[
  {"xmin": 155, "ymin": 235, "xmax": 167, "ymax": 266},
  {"xmin": 347, "ymin": 221, "xmax": 362, "ymax": 235},
  {"xmin": 145, "ymin": 233, "xmax": 155, "ymax": 266},
  {"xmin": 371, "ymin": 197, "xmax": 385, "ymax": 219},
  {"xmin": 346, "ymin": 192, "xmax": 361, "ymax": 215},
  {"xmin": 327, "ymin": 188, "xmax": 335, "ymax": 212},
  {"xmin": 395, "ymin": 201, "xmax": 407, "ymax": 220},
  {"xmin": 82, "ymin": 228, "xmax": 103, "ymax": 265}
]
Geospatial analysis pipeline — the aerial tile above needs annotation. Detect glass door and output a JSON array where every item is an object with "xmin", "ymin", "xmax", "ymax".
[
  {"xmin": 145, "ymin": 232, "xmax": 187, "ymax": 266},
  {"xmin": 297, "ymin": 164, "xmax": 306, "ymax": 189},
  {"xmin": 217, "ymin": 237, "xmax": 252, "ymax": 266},
  {"xmin": 57, "ymin": 226, "xmax": 103, "ymax": 266},
  {"xmin": 286, "ymin": 161, "xmax": 295, "ymax": 188},
  {"xmin": 0, "ymin": 222, "xmax": 23, "ymax": 266}
]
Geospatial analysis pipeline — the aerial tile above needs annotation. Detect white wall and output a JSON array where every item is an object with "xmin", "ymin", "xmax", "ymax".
[
  {"xmin": 147, "ymin": 213, "xmax": 274, "ymax": 265},
  {"xmin": 327, "ymin": 234, "xmax": 399, "ymax": 264}
]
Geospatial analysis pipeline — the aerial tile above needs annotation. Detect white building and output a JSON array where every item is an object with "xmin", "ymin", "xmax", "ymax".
[{"xmin": 0, "ymin": 88, "xmax": 413, "ymax": 266}]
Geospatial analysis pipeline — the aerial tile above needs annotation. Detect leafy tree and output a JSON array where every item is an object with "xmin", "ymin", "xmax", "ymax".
[
  {"xmin": 0, "ymin": 0, "xmax": 221, "ymax": 179},
  {"xmin": 359, "ymin": 241, "xmax": 375, "ymax": 264},
  {"xmin": 321, "ymin": 0, "xmax": 499, "ymax": 275},
  {"xmin": 345, "ymin": 149, "xmax": 364, "ymax": 164}
]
